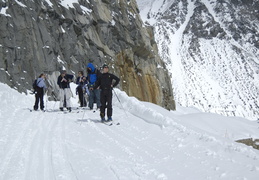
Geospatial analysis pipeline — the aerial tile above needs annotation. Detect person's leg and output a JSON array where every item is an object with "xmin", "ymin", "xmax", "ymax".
[
  {"xmin": 83, "ymin": 95, "xmax": 87, "ymax": 107},
  {"xmin": 59, "ymin": 89, "xmax": 64, "ymax": 110},
  {"xmin": 78, "ymin": 87, "xmax": 84, "ymax": 107},
  {"xmin": 95, "ymin": 89, "xmax": 101, "ymax": 108},
  {"xmin": 100, "ymin": 90, "xmax": 106, "ymax": 120},
  {"xmin": 88, "ymin": 89, "xmax": 94, "ymax": 109},
  {"xmin": 33, "ymin": 93, "xmax": 39, "ymax": 110},
  {"xmin": 107, "ymin": 90, "xmax": 113, "ymax": 119},
  {"xmin": 39, "ymin": 89, "xmax": 44, "ymax": 110},
  {"xmin": 65, "ymin": 88, "xmax": 72, "ymax": 111}
]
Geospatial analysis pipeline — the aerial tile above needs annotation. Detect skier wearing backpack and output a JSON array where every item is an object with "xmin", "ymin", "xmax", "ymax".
[
  {"xmin": 33, "ymin": 73, "xmax": 47, "ymax": 111},
  {"xmin": 94, "ymin": 64, "xmax": 120, "ymax": 122},
  {"xmin": 57, "ymin": 70, "xmax": 74, "ymax": 112},
  {"xmin": 87, "ymin": 63, "xmax": 101, "ymax": 110}
]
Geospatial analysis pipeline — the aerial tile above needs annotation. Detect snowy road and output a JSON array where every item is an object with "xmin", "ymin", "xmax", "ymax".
[{"xmin": 0, "ymin": 83, "xmax": 259, "ymax": 180}]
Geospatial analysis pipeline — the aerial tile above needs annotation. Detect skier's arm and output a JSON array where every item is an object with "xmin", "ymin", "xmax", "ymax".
[
  {"xmin": 67, "ymin": 74, "xmax": 74, "ymax": 81},
  {"xmin": 112, "ymin": 74, "xmax": 120, "ymax": 88},
  {"xmin": 94, "ymin": 78, "xmax": 101, "ymax": 89},
  {"xmin": 97, "ymin": 69, "xmax": 102, "ymax": 79},
  {"xmin": 43, "ymin": 82, "xmax": 47, "ymax": 89},
  {"xmin": 57, "ymin": 76, "xmax": 61, "ymax": 87},
  {"xmin": 38, "ymin": 79, "xmax": 47, "ymax": 89},
  {"xmin": 76, "ymin": 77, "xmax": 80, "ymax": 85}
]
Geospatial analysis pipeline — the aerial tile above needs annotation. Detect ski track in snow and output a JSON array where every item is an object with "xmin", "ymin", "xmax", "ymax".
[{"xmin": 0, "ymin": 84, "xmax": 259, "ymax": 179}]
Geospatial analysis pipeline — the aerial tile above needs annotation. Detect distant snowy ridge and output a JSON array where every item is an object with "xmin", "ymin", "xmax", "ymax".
[{"xmin": 136, "ymin": 0, "xmax": 259, "ymax": 120}]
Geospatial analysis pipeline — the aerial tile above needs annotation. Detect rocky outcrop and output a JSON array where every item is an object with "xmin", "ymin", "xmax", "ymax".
[{"xmin": 0, "ymin": 0, "xmax": 175, "ymax": 110}]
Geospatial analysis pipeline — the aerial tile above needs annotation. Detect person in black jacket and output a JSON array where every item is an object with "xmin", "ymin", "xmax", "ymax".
[
  {"xmin": 57, "ymin": 70, "xmax": 74, "ymax": 112},
  {"xmin": 94, "ymin": 64, "xmax": 120, "ymax": 122},
  {"xmin": 33, "ymin": 73, "xmax": 47, "ymax": 111},
  {"xmin": 76, "ymin": 71, "xmax": 87, "ymax": 107}
]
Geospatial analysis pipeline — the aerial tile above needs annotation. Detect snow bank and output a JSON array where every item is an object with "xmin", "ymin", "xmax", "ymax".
[
  {"xmin": 113, "ymin": 88, "xmax": 259, "ymax": 142},
  {"xmin": 113, "ymin": 89, "xmax": 175, "ymax": 128}
]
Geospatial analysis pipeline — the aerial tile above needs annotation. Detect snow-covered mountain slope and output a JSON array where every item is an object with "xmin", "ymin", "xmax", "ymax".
[
  {"xmin": 136, "ymin": 0, "xmax": 259, "ymax": 120},
  {"xmin": 0, "ymin": 83, "xmax": 259, "ymax": 179}
]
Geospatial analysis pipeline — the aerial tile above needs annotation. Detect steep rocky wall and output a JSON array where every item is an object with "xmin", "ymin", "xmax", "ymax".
[{"xmin": 0, "ymin": 0, "xmax": 175, "ymax": 110}]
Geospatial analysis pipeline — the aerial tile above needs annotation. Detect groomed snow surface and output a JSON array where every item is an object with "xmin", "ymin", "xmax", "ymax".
[{"xmin": 0, "ymin": 83, "xmax": 258, "ymax": 180}]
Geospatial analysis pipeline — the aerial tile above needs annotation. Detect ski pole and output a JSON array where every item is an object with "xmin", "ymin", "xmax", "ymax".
[
  {"xmin": 45, "ymin": 89, "xmax": 48, "ymax": 111},
  {"xmin": 80, "ymin": 109, "xmax": 87, "ymax": 126},
  {"xmin": 113, "ymin": 89, "xmax": 128, "ymax": 117}
]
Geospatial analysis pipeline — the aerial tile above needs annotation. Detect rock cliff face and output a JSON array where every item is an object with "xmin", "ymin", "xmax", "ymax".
[{"xmin": 0, "ymin": 0, "xmax": 175, "ymax": 110}]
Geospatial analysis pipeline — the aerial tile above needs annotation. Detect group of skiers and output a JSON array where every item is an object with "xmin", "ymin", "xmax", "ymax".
[{"xmin": 33, "ymin": 63, "xmax": 120, "ymax": 122}]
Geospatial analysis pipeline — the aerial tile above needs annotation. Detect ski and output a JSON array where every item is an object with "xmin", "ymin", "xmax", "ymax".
[
  {"xmin": 58, "ymin": 110, "xmax": 81, "ymax": 114},
  {"xmin": 109, "ymin": 122, "xmax": 120, "ymax": 126},
  {"xmin": 102, "ymin": 121, "xmax": 120, "ymax": 126},
  {"xmin": 103, "ymin": 122, "xmax": 112, "ymax": 126},
  {"xmin": 28, "ymin": 108, "xmax": 45, "ymax": 112},
  {"xmin": 56, "ymin": 107, "xmax": 86, "ymax": 114}
]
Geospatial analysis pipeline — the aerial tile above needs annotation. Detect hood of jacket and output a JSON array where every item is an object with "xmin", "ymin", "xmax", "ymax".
[{"xmin": 87, "ymin": 63, "xmax": 95, "ymax": 73}]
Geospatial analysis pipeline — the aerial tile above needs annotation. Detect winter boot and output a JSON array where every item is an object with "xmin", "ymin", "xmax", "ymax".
[
  {"xmin": 107, "ymin": 116, "xmax": 112, "ymax": 122},
  {"xmin": 100, "ymin": 113, "xmax": 105, "ymax": 123},
  {"xmin": 60, "ymin": 107, "xmax": 64, "ymax": 111},
  {"xmin": 67, "ymin": 107, "xmax": 72, "ymax": 112},
  {"xmin": 101, "ymin": 117, "xmax": 106, "ymax": 123}
]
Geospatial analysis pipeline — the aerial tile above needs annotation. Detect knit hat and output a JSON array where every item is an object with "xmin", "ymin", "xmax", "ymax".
[
  {"xmin": 61, "ymin": 70, "xmax": 67, "ymax": 74},
  {"xmin": 102, "ymin": 64, "xmax": 108, "ymax": 68}
]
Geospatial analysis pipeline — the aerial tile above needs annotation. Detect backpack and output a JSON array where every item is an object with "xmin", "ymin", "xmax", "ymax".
[
  {"xmin": 88, "ymin": 69, "xmax": 101, "ymax": 86},
  {"xmin": 32, "ymin": 79, "xmax": 40, "ymax": 92}
]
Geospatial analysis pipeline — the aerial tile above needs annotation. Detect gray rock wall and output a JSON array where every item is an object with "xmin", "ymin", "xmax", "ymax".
[{"xmin": 0, "ymin": 0, "xmax": 175, "ymax": 110}]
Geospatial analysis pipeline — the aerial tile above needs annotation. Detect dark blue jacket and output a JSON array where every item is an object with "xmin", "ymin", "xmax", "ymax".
[
  {"xmin": 57, "ymin": 74, "xmax": 74, "ymax": 89},
  {"xmin": 76, "ymin": 76, "xmax": 87, "ymax": 87}
]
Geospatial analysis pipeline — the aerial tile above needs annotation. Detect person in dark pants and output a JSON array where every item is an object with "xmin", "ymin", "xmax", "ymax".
[
  {"xmin": 33, "ymin": 73, "xmax": 47, "ymax": 111},
  {"xmin": 76, "ymin": 71, "xmax": 87, "ymax": 107},
  {"xmin": 94, "ymin": 64, "xmax": 120, "ymax": 122},
  {"xmin": 87, "ymin": 63, "xmax": 101, "ymax": 110}
]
